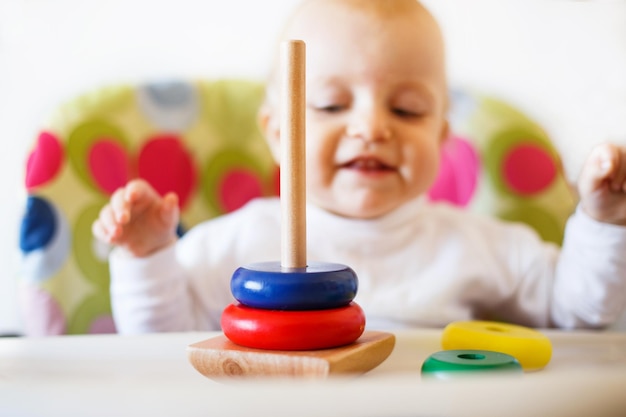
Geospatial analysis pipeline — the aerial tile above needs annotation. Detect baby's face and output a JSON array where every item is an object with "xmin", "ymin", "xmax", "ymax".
[{"xmin": 275, "ymin": 1, "xmax": 449, "ymax": 219}]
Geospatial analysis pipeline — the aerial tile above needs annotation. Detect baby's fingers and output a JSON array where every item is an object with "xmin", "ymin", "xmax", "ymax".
[
  {"xmin": 124, "ymin": 179, "xmax": 162, "ymax": 211},
  {"xmin": 93, "ymin": 204, "xmax": 122, "ymax": 243},
  {"xmin": 92, "ymin": 217, "xmax": 114, "ymax": 243},
  {"xmin": 110, "ymin": 187, "xmax": 131, "ymax": 224},
  {"xmin": 579, "ymin": 144, "xmax": 625, "ymax": 197},
  {"xmin": 608, "ymin": 146, "xmax": 626, "ymax": 192}
]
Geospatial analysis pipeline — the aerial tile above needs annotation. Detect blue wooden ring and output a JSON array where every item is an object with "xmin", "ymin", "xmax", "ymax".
[
  {"xmin": 231, "ymin": 261, "xmax": 358, "ymax": 310},
  {"xmin": 221, "ymin": 302, "xmax": 366, "ymax": 351}
]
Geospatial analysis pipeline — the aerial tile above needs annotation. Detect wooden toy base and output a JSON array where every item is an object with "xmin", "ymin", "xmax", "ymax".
[{"xmin": 187, "ymin": 331, "xmax": 395, "ymax": 379}]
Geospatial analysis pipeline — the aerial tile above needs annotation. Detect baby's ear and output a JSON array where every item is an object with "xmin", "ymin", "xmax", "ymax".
[{"xmin": 258, "ymin": 103, "xmax": 281, "ymax": 163}]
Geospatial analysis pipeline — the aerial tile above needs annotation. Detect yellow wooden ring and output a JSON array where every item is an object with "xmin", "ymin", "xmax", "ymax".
[{"xmin": 441, "ymin": 320, "xmax": 552, "ymax": 371}]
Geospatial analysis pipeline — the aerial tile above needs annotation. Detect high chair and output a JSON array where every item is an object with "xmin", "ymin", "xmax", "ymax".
[{"xmin": 18, "ymin": 80, "xmax": 576, "ymax": 335}]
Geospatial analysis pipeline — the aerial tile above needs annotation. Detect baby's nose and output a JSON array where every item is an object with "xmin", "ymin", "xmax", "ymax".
[{"xmin": 346, "ymin": 114, "xmax": 392, "ymax": 143}]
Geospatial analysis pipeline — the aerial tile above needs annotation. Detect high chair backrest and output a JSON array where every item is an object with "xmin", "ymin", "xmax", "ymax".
[{"xmin": 18, "ymin": 80, "xmax": 576, "ymax": 335}]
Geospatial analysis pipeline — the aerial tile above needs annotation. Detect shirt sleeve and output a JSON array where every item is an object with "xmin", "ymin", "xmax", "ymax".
[
  {"xmin": 109, "ymin": 244, "xmax": 205, "ymax": 333},
  {"xmin": 106, "ymin": 199, "xmax": 279, "ymax": 334},
  {"xmin": 552, "ymin": 206, "xmax": 626, "ymax": 328}
]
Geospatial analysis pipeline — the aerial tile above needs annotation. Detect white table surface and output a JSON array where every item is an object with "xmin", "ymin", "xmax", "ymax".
[{"xmin": 1, "ymin": 329, "xmax": 626, "ymax": 417}]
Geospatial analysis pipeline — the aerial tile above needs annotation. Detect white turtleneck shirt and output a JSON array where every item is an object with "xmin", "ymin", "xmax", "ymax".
[{"xmin": 109, "ymin": 197, "xmax": 626, "ymax": 333}]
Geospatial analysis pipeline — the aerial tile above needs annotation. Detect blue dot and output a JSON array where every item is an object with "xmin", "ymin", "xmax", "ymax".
[
  {"xmin": 20, "ymin": 196, "xmax": 71, "ymax": 283},
  {"xmin": 176, "ymin": 222, "xmax": 186, "ymax": 237},
  {"xmin": 20, "ymin": 196, "xmax": 56, "ymax": 253},
  {"xmin": 137, "ymin": 81, "xmax": 199, "ymax": 132}
]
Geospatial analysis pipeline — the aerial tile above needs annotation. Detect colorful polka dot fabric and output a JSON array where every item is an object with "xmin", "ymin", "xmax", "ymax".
[
  {"xmin": 19, "ymin": 81, "xmax": 576, "ymax": 335},
  {"xmin": 431, "ymin": 89, "xmax": 577, "ymax": 244},
  {"xmin": 20, "ymin": 80, "xmax": 278, "ymax": 335}
]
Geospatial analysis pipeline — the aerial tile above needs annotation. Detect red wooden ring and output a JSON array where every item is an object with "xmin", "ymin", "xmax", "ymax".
[{"xmin": 221, "ymin": 302, "xmax": 366, "ymax": 351}]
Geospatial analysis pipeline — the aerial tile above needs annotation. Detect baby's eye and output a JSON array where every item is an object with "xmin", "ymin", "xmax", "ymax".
[
  {"xmin": 312, "ymin": 104, "xmax": 346, "ymax": 113},
  {"xmin": 392, "ymin": 107, "xmax": 422, "ymax": 118}
]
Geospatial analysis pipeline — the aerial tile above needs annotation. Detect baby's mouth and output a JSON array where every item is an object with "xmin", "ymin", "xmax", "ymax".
[{"xmin": 342, "ymin": 157, "xmax": 395, "ymax": 172}]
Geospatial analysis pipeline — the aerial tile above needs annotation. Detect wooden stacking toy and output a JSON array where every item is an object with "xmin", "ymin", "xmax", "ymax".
[{"xmin": 187, "ymin": 40, "xmax": 395, "ymax": 379}]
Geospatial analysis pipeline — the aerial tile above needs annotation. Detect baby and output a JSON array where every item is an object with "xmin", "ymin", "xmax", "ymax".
[{"xmin": 93, "ymin": 0, "xmax": 626, "ymax": 332}]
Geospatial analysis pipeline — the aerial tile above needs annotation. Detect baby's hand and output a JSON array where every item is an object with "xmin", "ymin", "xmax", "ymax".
[
  {"xmin": 578, "ymin": 143, "xmax": 626, "ymax": 225},
  {"xmin": 92, "ymin": 179, "xmax": 180, "ymax": 257}
]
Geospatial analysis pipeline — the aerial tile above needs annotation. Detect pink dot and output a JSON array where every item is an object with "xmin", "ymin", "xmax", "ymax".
[
  {"xmin": 272, "ymin": 166, "xmax": 281, "ymax": 197},
  {"xmin": 88, "ymin": 139, "xmax": 132, "ymax": 195},
  {"xmin": 428, "ymin": 135, "xmax": 480, "ymax": 207},
  {"xmin": 26, "ymin": 131, "xmax": 65, "ymax": 190},
  {"xmin": 503, "ymin": 143, "xmax": 556, "ymax": 195},
  {"xmin": 138, "ymin": 135, "xmax": 197, "ymax": 209},
  {"xmin": 20, "ymin": 285, "xmax": 67, "ymax": 336},
  {"xmin": 89, "ymin": 315, "xmax": 117, "ymax": 334},
  {"xmin": 219, "ymin": 169, "xmax": 264, "ymax": 212}
]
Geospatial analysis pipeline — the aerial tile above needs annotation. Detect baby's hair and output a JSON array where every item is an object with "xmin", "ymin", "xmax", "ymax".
[
  {"xmin": 261, "ymin": 0, "xmax": 440, "ymax": 108},
  {"xmin": 290, "ymin": 0, "xmax": 431, "ymax": 19}
]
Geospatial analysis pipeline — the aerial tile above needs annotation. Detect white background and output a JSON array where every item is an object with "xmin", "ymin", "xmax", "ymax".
[{"xmin": 1, "ymin": 0, "xmax": 625, "ymax": 333}]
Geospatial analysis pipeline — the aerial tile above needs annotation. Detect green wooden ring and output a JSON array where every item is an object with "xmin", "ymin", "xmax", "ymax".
[{"xmin": 421, "ymin": 349, "xmax": 523, "ymax": 380}]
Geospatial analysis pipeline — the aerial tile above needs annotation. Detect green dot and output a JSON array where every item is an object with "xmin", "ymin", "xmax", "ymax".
[
  {"xmin": 67, "ymin": 293, "xmax": 112, "ymax": 335},
  {"xmin": 483, "ymin": 129, "xmax": 559, "ymax": 198},
  {"xmin": 67, "ymin": 119, "xmax": 130, "ymax": 193},
  {"xmin": 202, "ymin": 148, "xmax": 273, "ymax": 215},
  {"xmin": 500, "ymin": 203, "xmax": 563, "ymax": 245},
  {"xmin": 73, "ymin": 202, "xmax": 110, "ymax": 290}
]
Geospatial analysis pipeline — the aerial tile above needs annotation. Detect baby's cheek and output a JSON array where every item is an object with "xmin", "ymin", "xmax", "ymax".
[
  {"xmin": 411, "ymin": 147, "xmax": 440, "ymax": 184},
  {"xmin": 305, "ymin": 158, "xmax": 328, "ymax": 185},
  {"xmin": 305, "ymin": 167, "xmax": 337, "ymax": 206}
]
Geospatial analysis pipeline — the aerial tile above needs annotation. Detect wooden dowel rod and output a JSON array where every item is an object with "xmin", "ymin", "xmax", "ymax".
[{"xmin": 280, "ymin": 40, "xmax": 307, "ymax": 269}]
